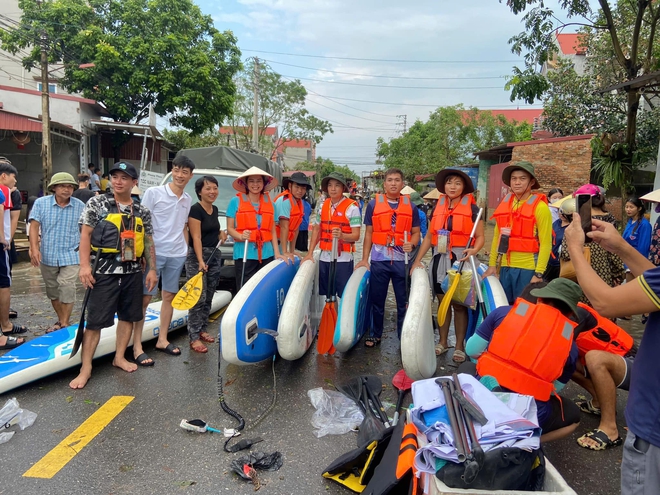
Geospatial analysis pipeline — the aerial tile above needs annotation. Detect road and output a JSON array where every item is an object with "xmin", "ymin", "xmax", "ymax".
[{"xmin": 1, "ymin": 260, "xmax": 639, "ymax": 494}]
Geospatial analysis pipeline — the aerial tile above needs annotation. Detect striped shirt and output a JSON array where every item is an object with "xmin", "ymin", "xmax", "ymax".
[{"xmin": 29, "ymin": 195, "xmax": 85, "ymax": 266}]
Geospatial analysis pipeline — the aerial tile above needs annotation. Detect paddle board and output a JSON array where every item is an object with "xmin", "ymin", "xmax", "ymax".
[
  {"xmin": 0, "ymin": 291, "xmax": 232, "ymax": 395},
  {"xmin": 400, "ymin": 267, "xmax": 436, "ymax": 381},
  {"xmin": 482, "ymin": 275, "xmax": 508, "ymax": 313},
  {"xmin": 277, "ymin": 252, "xmax": 323, "ymax": 360},
  {"xmin": 221, "ymin": 258, "xmax": 299, "ymax": 365},
  {"xmin": 334, "ymin": 266, "xmax": 371, "ymax": 352}
]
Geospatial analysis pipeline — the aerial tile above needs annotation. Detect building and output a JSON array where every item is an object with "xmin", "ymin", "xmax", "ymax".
[
  {"xmin": 542, "ymin": 32, "xmax": 587, "ymax": 76},
  {"xmin": 274, "ymin": 139, "xmax": 316, "ymax": 170}
]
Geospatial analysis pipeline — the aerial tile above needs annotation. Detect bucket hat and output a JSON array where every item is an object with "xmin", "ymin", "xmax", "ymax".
[
  {"xmin": 48, "ymin": 172, "xmax": 78, "ymax": 192},
  {"xmin": 321, "ymin": 172, "xmax": 349, "ymax": 193},
  {"xmin": 232, "ymin": 166, "xmax": 278, "ymax": 194},
  {"xmin": 530, "ymin": 278, "xmax": 583, "ymax": 317},
  {"xmin": 109, "ymin": 162, "xmax": 139, "ymax": 179},
  {"xmin": 409, "ymin": 191, "xmax": 424, "ymax": 206},
  {"xmin": 435, "ymin": 168, "xmax": 475, "ymax": 194},
  {"xmin": 502, "ymin": 161, "xmax": 540, "ymax": 190},
  {"xmin": 283, "ymin": 171, "xmax": 312, "ymax": 190}
]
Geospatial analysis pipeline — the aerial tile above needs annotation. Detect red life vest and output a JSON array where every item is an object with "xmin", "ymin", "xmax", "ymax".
[
  {"xmin": 371, "ymin": 194, "xmax": 413, "ymax": 246},
  {"xmin": 235, "ymin": 193, "xmax": 274, "ymax": 262},
  {"xmin": 430, "ymin": 194, "xmax": 475, "ymax": 251},
  {"xmin": 274, "ymin": 190, "xmax": 303, "ymax": 242},
  {"xmin": 319, "ymin": 198, "xmax": 355, "ymax": 253},
  {"xmin": 477, "ymin": 298, "xmax": 576, "ymax": 401},
  {"xmin": 576, "ymin": 303, "xmax": 634, "ymax": 365},
  {"xmin": 491, "ymin": 193, "xmax": 547, "ymax": 254}
]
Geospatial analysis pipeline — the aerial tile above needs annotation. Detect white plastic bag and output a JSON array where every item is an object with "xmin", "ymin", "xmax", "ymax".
[
  {"xmin": 308, "ymin": 388, "xmax": 364, "ymax": 438},
  {"xmin": 0, "ymin": 398, "xmax": 37, "ymax": 435}
]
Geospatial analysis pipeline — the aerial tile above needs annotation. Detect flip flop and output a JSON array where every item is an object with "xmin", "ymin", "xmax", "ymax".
[
  {"xmin": 46, "ymin": 322, "xmax": 64, "ymax": 334},
  {"xmin": 577, "ymin": 429, "xmax": 622, "ymax": 451},
  {"xmin": 134, "ymin": 353, "xmax": 155, "ymax": 367},
  {"xmin": 452, "ymin": 349, "xmax": 467, "ymax": 363},
  {"xmin": 364, "ymin": 337, "xmax": 381, "ymax": 348},
  {"xmin": 435, "ymin": 343, "xmax": 449, "ymax": 356},
  {"xmin": 2, "ymin": 323, "xmax": 28, "ymax": 336},
  {"xmin": 155, "ymin": 343, "xmax": 181, "ymax": 356},
  {"xmin": 576, "ymin": 399, "xmax": 601, "ymax": 416},
  {"xmin": 0, "ymin": 336, "xmax": 24, "ymax": 350}
]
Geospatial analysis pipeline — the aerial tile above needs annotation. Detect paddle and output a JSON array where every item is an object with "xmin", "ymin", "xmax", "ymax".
[
  {"xmin": 317, "ymin": 237, "xmax": 338, "ymax": 354},
  {"xmin": 391, "ymin": 369, "xmax": 414, "ymax": 426},
  {"xmin": 469, "ymin": 255, "xmax": 488, "ymax": 321},
  {"xmin": 404, "ymin": 231, "xmax": 409, "ymax": 305},
  {"xmin": 70, "ymin": 249, "xmax": 102, "ymax": 359},
  {"xmin": 337, "ymin": 375, "xmax": 388, "ymax": 426},
  {"xmin": 356, "ymin": 377, "xmax": 386, "ymax": 448},
  {"xmin": 437, "ymin": 208, "xmax": 483, "ymax": 327},
  {"xmin": 172, "ymin": 240, "xmax": 222, "ymax": 310},
  {"xmin": 239, "ymin": 239, "xmax": 249, "ymax": 290}
]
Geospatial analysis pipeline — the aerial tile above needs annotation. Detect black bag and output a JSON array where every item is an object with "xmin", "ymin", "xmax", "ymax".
[{"xmin": 436, "ymin": 447, "xmax": 545, "ymax": 491}]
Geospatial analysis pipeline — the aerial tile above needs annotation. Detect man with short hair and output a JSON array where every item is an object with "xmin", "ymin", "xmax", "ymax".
[
  {"xmin": 72, "ymin": 174, "xmax": 96, "ymax": 204},
  {"xmin": 71, "ymin": 162, "xmax": 157, "ymax": 389},
  {"xmin": 89, "ymin": 165, "xmax": 101, "ymax": 193},
  {"xmin": 29, "ymin": 173, "xmax": 85, "ymax": 333},
  {"xmin": 356, "ymin": 168, "xmax": 420, "ymax": 347},
  {"xmin": 483, "ymin": 162, "xmax": 553, "ymax": 303},
  {"xmin": 0, "ymin": 159, "xmax": 27, "ymax": 349},
  {"xmin": 139, "ymin": 155, "xmax": 194, "ymax": 357},
  {"xmin": 274, "ymin": 172, "xmax": 312, "ymax": 256}
]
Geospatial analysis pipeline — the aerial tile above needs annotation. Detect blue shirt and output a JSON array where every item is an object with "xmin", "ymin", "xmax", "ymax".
[
  {"xmin": 364, "ymin": 197, "xmax": 421, "ymax": 262},
  {"xmin": 417, "ymin": 207, "xmax": 427, "ymax": 244},
  {"xmin": 299, "ymin": 200, "xmax": 311, "ymax": 231},
  {"xmin": 630, "ymin": 267, "xmax": 660, "ymax": 446},
  {"xmin": 623, "ymin": 217, "xmax": 652, "ymax": 259},
  {"xmin": 29, "ymin": 195, "xmax": 85, "ymax": 266},
  {"xmin": 550, "ymin": 219, "xmax": 565, "ymax": 268},
  {"xmin": 226, "ymin": 195, "xmax": 275, "ymax": 261}
]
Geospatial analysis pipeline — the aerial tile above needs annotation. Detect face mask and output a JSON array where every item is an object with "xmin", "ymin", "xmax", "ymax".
[{"xmin": 550, "ymin": 197, "xmax": 560, "ymax": 204}]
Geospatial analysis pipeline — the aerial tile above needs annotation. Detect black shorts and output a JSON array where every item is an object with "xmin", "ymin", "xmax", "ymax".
[
  {"xmin": 0, "ymin": 250, "xmax": 10, "ymax": 288},
  {"xmin": 295, "ymin": 230, "xmax": 309, "ymax": 252},
  {"xmin": 541, "ymin": 396, "xmax": 581, "ymax": 434},
  {"xmin": 319, "ymin": 259, "xmax": 354, "ymax": 297},
  {"xmin": 234, "ymin": 257, "xmax": 274, "ymax": 289},
  {"xmin": 86, "ymin": 272, "xmax": 144, "ymax": 330}
]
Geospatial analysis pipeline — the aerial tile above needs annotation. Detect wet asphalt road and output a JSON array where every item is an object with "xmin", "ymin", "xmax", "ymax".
[{"xmin": 1, "ymin": 260, "xmax": 641, "ymax": 495}]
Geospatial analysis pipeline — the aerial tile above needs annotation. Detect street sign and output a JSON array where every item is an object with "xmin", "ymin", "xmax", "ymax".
[{"xmin": 138, "ymin": 169, "xmax": 164, "ymax": 192}]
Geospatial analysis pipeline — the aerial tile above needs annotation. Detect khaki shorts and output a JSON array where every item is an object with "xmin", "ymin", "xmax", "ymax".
[{"xmin": 40, "ymin": 264, "xmax": 79, "ymax": 304}]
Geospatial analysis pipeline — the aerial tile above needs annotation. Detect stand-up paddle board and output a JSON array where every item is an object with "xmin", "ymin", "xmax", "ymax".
[
  {"xmin": 334, "ymin": 266, "xmax": 371, "ymax": 352},
  {"xmin": 0, "ymin": 291, "xmax": 232, "ymax": 395},
  {"xmin": 277, "ymin": 252, "xmax": 323, "ymax": 360},
  {"xmin": 401, "ymin": 267, "xmax": 435, "ymax": 381},
  {"xmin": 482, "ymin": 275, "xmax": 508, "ymax": 313},
  {"xmin": 221, "ymin": 258, "xmax": 299, "ymax": 365}
]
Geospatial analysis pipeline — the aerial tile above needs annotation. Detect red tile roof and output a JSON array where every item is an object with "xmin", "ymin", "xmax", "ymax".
[
  {"xmin": 219, "ymin": 126, "xmax": 278, "ymax": 136},
  {"xmin": 280, "ymin": 139, "xmax": 313, "ymax": 148},
  {"xmin": 488, "ymin": 109, "xmax": 543, "ymax": 125},
  {"xmin": 556, "ymin": 33, "xmax": 586, "ymax": 55}
]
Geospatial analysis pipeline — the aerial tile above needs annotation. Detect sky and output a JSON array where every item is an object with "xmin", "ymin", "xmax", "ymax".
[{"xmin": 195, "ymin": 0, "xmax": 568, "ymax": 177}]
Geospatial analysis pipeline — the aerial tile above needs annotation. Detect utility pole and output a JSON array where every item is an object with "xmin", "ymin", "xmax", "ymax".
[
  {"xmin": 396, "ymin": 114, "xmax": 408, "ymax": 135},
  {"xmin": 40, "ymin": 29, "xmax": 52, "ymax": 192},
  {"xmin": 252, "ymin": 58, "xmax": 259, "ymax": 152}
]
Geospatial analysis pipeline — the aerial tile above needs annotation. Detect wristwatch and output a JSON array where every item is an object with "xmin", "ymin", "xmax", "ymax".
[{"xmin": 534, "ymin": 272, "xmax": 544, "ymax": 279}]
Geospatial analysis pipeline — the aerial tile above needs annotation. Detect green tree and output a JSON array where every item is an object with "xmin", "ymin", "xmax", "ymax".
[
  {"xmin": 1, "ymin": 0, "xmax": 241, "ymax": 158},
  {"xmin": 375, "ymin": 105, "xmax": 531, "ymax": 185},
  {"xmin": 226, "ymin": 59, "xmax": 333, "ymax": 157},
  {"xmin": 162, "ymin": 128, "xmax": 225, "ymax": 151},
  {"xmin": 296, "ymin": 157, "xmax": 359, "ymax": 184}
]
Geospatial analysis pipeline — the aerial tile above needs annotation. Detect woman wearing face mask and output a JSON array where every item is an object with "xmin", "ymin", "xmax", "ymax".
[
  {"xmin": 411, "ymin": 169, "xmax": 484, "ymax": 363},
  {"xmin": 547, "ymin": 188, "xmax": 564, "ymax": 223}
]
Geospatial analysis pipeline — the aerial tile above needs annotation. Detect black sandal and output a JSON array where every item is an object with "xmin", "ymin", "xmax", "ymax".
[
  {"xmin": 364, "ymin": 337, "xmax": 381, "ymax": 348},
  {"xmin": 2, "ymin": 323, "xmax": 28, "ymax": 336}
]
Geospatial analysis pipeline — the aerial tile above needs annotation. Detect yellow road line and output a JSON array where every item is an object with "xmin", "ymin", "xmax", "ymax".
[{"xmin": 23, "ymin": 395, "xmax": 134, "ymax": 479}]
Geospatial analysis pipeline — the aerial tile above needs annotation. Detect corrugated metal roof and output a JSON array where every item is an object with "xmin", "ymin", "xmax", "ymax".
[{"xmin": 0, "ymin": 109, "xmax": 82, "ymax": 135}]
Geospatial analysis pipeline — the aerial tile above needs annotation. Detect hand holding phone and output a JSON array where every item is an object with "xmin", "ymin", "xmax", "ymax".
[{"xmin": 575, "ymin": 194, "xmax": 592, "ymax": 243}]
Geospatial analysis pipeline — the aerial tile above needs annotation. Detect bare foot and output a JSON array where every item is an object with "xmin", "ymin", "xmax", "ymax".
[
  {"xmin": 70, "ymin": 369, "xmax": 92, "ymax": 389},
  {"xmin": 112, "ymin": 357, "xmax": 138, "ymax": 373}
]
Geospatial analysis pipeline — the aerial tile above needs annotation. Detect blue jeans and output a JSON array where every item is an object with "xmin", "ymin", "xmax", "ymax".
[
  {"xmin": 370, "ymin": 260, "xmax": 408, "ymax": 339},
  {"xmin": 499, "ymin": 267, "xmax": 534, "ymax": 304}
]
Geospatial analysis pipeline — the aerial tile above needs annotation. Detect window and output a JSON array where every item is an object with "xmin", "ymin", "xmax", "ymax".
[{"xmin": 37, "ymin": 83, "xmax": 57, "ymax": 94}]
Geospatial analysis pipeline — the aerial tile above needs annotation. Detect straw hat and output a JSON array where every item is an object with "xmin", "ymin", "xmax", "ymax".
[
  {"xmin": 131, "ymin": 185, "xmax": 142, "ymax": 197},
  {"xmin": 548, "ymin": 195, "xmax": 573, "ymax": 209},
  {"xmin": 232, "ymin": 166, "xmax": 278, "ymax": 194},
  {"xmin": 640, "ymin": 189, "xmax": 660, "ymax": 203},
  {"xmin": 423, "ymin": 188, "xmax": 440, "ymax": 200},
  {"xmin": 400, "ymin": 185, "xmax": 416, "ymax": 195}
]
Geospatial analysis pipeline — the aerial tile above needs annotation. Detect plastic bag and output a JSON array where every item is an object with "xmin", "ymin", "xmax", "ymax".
[
  {"xmin": 308, "ymin": 387, "xmax": 364, "ymax": 438},
  {"xmin": 0, "ymin": 398, "xmax": 38, "ymax": 432},
  {"xmin": 440, "ymin": 269, "xmax": 475, "ymax": 307}
]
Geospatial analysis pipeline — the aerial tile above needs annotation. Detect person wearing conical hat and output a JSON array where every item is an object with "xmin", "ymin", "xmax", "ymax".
[
  {"xmin": 484, "ymin": 161, "xmax": 553, "ymax": 304},
  {"xmin": 303, "ymin": 172, "xmax": 361, "ymax": 301},
  {"xmin": 226, "ymin": 166, "xmax": 286, "ymax": 287}
]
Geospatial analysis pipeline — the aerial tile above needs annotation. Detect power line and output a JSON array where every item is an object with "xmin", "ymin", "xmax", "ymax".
[
  {"xmin": 305, "ymin": 97, "xmax": 399, "ymax": 124},
  {"xmin": 281, "ymin": 74, "xmax": 505, "ymax": 90},
  {"xmin": 242, "ymin": 49, "xmax": 520, "ymax": 64},
  {"xmin": 262, "ymin": 59, "xmax": 507, "ymax": 80}
]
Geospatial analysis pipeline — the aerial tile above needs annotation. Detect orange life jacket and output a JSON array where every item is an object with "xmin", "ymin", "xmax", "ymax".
[
  {"xmin": 430, "ymin": 194, "xmax": 476, "ymax": 251},
  {"xmin": 235, "ymin": 193, "xmax": 274, "ymax": 262},
  {"xmin": 274, "ymin": 190, "xmax": 303, "ymax": 242},
  {"xmin": 477, "ymin": 298, "xmax": 576, "ymax": 401},
  {"xmin": 395, "ymin": 422, "xmax": 418, "ymax": 481},
  {"xmin": 319, "ymin": 198, "xmax": 355, "ymax": 253},
  {"xmin": 371, "ymin": 194, "xmax": 413, "ymax": 246},
  {"xmin": 491, "ymin": 193, "xmax": 547, "ymax": 254},
  {"xmin": 576, "ymin": 303, "xmax": 634, "ymax": 365}
]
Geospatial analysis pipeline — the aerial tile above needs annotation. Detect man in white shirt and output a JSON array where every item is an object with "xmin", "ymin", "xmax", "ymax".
[{"xmin": 138, "ymin": 156, "xmax": 194, "ymax": 358}]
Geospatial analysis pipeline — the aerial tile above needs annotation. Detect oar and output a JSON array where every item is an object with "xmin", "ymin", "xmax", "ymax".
[
  {"xmin": 70, "ymin": 249, "xmax": 102, "ymax": 359},
  {"xmin": 356, "ymin": 377, "xmax": 386, "ymax": 447},
  {"xmin": 469, "ymin": 255, "xmax": 488, "ymax": 321},
  {"xmin": 172, "ymin": 240, "xmax": 222, "ymax": 310},
  {"xmin": 317, "ymin": 237, "xmax": 338, "ymax": 354},
  {"xmin": 391, "ymin": 369, "xmax": 414, "ymax": 426},
  {"xmin": 239, "ymin": 239, "xmax": 249, "ymax": 290},
  {"xmin": 404, "ymin": 231, "xmax": 409, "ymax": 305},
  {"xmin": 437, "ymin": 208, "xmax": 483, "ymax": 327}
]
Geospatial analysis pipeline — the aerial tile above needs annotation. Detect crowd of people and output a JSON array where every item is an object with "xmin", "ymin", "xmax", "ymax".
[{"xmin": 0, "ymin": 153, "xmax": 658, "ymax": 493}]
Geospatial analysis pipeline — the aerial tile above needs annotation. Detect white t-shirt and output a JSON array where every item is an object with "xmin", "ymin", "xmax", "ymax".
[{"xmin": 141, "ymin": 184, "xmax": 192, "ymax": 257}]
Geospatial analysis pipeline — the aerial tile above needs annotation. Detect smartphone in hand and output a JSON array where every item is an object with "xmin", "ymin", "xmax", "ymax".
[{"xmin": 575, "ymin": 194, "xmax": 592, "ymax": 243}]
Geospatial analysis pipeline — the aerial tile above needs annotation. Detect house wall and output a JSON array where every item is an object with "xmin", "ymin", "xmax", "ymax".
[{"xmin": 283, "ymin": 147, "xmax": 312, "ymax": 170}]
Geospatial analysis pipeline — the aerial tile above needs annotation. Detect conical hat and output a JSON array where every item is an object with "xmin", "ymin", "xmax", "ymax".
[
  {"xmin": 400, "ymin": 185, "xmax": 416, "ymax": 195},
  {"xmin": 232, "ymin": 166, "xmax": 278, "ymax": 194},
  {"xmin": 131, "ymin": 185, "xmax": 142, "ymax": 196},
  {"xmin": 423, "ymin": 188, "xmax": 440, "ymax": 200},
  {"xmin": 548, "ymin": 194, "xmax": 573, "ymax": 209},
  {"xmin": 640, "ymin": 188, "xmax": 660, "ymax": 203}
]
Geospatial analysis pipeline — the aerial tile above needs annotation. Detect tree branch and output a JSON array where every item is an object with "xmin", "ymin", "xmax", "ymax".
[
  {"xmin": 630, "ymin": 0, "xmax": 650, "ymax": 72},
  {"xmin": 645, "ymin": 2, "xmax": 660, "ymax": 64},
  {"xmin": 559, "ymin": 22, "xmax": 609, "ymax": 30},
  {"xmin": 598, "ymin": 0, "xmax": 631, "ymax": 72}
]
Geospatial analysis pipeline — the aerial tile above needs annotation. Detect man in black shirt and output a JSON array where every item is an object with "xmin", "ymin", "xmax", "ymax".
[{"xmin": 72, "ymin": 174, "xmax": 96, "ymax": 204}]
